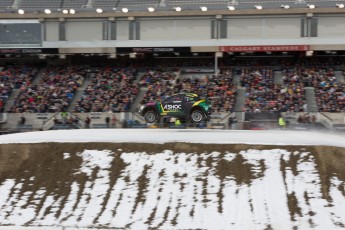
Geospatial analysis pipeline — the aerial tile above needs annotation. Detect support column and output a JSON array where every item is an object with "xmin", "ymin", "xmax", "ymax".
[{"xmin": 214, "ymin": 52, "xmax": 223, "ymax": 76}]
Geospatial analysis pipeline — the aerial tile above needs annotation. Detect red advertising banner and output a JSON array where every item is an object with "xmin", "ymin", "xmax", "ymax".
[{"xmin": 220, "ymin": 45, "xmax": 309, "ymax": 52}]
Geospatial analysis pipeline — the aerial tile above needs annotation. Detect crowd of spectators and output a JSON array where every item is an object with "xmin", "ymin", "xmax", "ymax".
[
  {"xmin": 93, "ymin": 57, "xmax": 214, "ymax": 68},
  {"xmin": 280, "ymin": 68, "xmax": 307, "ymax": 112},
  {"xmin": 141, "ymin": 68, "xmax": 237, "ymax": 113},
  {"xmin": 74, "ymin": 67, "xmax": 139, "ymax": 113},
  {"xmin": 9, "ymin": 65, "xmax": 84, "ymax": 113},
  {"xmin": 178, "ymin": 69, "xmax": 237, "ymax": 113},
  {"xmin": 0, "ymin": 65, "xmax": 38, "ymax": 112},
  {"xmin": 242, "ymin": 67, "xmax": 307, "ymax": 113},
  {"xmin": 1, "ymin": 61, "xmax": 344, "ymax": 114},
  {"xmin": 316, "ymin": 82, "xmax": 345, "ymax": 112},
  {"xmin": 282, "ymin": 67, "xmax": 344, "ymax": 112},
  {"xmin": 297, "ymin": 113, "xmax": 316, "ymax": 124},
  {"xmin": 308, "ymin": 68, "xmax": 344, "ymax": 112},
  {"xmin": 140, "ymin": 69, "xmax": 177, "ymax": 104}
]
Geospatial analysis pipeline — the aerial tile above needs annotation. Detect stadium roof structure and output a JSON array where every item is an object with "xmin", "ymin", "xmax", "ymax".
[{"xmin": 1, "ymin": 0, "xmax": 345, "ymax": 14}]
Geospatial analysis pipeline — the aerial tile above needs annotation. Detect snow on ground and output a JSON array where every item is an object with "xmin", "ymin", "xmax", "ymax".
[
  {"xmin": 0, "ymin": 129, "xmax": 344, "ymax": 147},
  {"xmin": 0, "ymin": 129, "xmax": 344, "ymax": 229}
]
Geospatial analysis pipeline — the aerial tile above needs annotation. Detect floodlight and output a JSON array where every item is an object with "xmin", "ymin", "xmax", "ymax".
[
  {"xmin": 228, "ymin": 6, "xmax": 235, "ymax": 11},
  {"xmin": 18, "ymin": 9, "xmax": 25, "ymax": 14},
  {"xmin": 255, "ymin": 5, "xmax": 263, "ymax": 10},
  {"xmin": 148, "ymin": 7, "xmax": 155, "ymax": 12},
  {"xmin": 122, "ymin": 8, "xmax": 129, "ymax": 13},
  {"xmin": 200, "ymin": 6, "xmax": 208, "ymax": 12},
  {"xmin": 96, "ymin": 8, "xmax": 103, "ymax": 13},
  {"xmin": 308, "ymin": 4, "xmax": 315, "ymax": 9},
  {"xmin": 69, "ymin": 9, "xmax": 75, "ymax": 14},
  {"xmin": 109, "ymin": 53, "xmax": 116, "ymax": 59},
  {"xmin": 129, "ymin": 52, "xmax": 136, "ymax": 58},
  {"xmin": 44, "ymin": 9, "xmax": 51, "ymax": 14},
  {"xmin": 175, "ymin": 7, "xmax": 182, "ymax": 11},
  {"xmin": 306, "ymin": 50, "xmax": 314, "ymax": 56}
]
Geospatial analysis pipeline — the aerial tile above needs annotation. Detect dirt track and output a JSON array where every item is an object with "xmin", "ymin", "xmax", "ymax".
[{"xmin": 0, "ymin": 142, "xmax": 344, "ymax": 228}]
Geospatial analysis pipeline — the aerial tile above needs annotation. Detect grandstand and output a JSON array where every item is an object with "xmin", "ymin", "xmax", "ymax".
[
  {"xmin": 0, "ymin": 0, "xmax": 13, "ymax": 11},
  {"xmin": 2, "ymin": 0, "xmax": 345, "ymax": 11},
  {"xmin": 0, "ymin": 0, "xmax": 344, "ymax": 132},
  {"xmin": 18, "ymin": 0, "xmax": 63, "ymax": 10}
]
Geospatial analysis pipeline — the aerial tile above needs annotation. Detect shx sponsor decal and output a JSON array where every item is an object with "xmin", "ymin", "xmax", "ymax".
[{"xmin": 163, "ymin": 104, "xmax": 182, "ymax": 110}]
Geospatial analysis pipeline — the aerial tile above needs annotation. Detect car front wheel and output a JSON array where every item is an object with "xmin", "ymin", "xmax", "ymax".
[
  {"xmin": 191, "ymin": 110, "xmax": 204, "ymax": 123},
  {"xmin": 144, "ymin": 110, "xmax": 158, "ymax": 123}
]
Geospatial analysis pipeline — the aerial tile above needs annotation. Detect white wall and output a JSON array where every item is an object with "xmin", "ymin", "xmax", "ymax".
[
  {"xmin": 116, "ymin": 20, "xmax": 129, "ymax": 41},
  {"xmin": 45, "ymin": 21, "xmax": 59, "ymax": 41},
  {"xmin": 39, "ymin": 15, "xmax": 345, "ymax": 47},
  {"xmin": 318, "ymin": 17, "xmax": 345, "ymax": 38},
  {"xmin": 140, "ymin": 19, "xmax": 175, "ymax": 40},
  {"xmin": 228, "ymin": 18, "xmax": 263, "ymax": 38},
  {"xmin": 140, "ymin": 19, "xmax": 210, "ymax": 40},
  {"xmin": 227, "ymin": 17, "xmax": 300, "ymax": 39},
  {"xmin": 66, "ymin": 21, "xmax": 103, "ymax": 41},
  {"xmin": 174, "ymin": 19, "xmax": 210, "ymax": 40},
  {"xmin": 264, "ymin": 18, "xmax": 300, "ymax": 38}
]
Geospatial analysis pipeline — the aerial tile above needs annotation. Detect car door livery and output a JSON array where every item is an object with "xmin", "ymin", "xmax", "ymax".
[
  {"xmin": 182, "ymin": 94, "xmax": 199, "ymax": 114},
  {"xmin": 161, "ymin": 94, "xmax": 184, "ymax": 116}
]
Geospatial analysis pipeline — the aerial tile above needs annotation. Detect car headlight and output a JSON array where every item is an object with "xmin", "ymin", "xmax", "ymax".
[{"xmin": 139, "ymin": 105, "xmax": 145, "ymax": 112}]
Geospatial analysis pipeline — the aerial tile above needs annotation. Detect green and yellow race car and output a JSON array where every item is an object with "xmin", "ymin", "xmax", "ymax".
[{"xmin": 138, "ymin": 93, "xmax": 211, "ymax": 123}]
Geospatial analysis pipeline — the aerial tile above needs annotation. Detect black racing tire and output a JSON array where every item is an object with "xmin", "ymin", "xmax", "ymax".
[
  {"xmin": 190, "ymin": 110, "xmax": 204, "ymax": 123},
  {"xmin": 144, "ymin": 110, "xmax": 158, "ymax": 123}
]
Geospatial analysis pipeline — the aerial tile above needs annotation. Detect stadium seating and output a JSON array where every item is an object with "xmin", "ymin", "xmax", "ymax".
[
  {"xmin": 93, "ymin": 0, "xmax": 119, "ymax": 8},
  {"xmin": 19, "ymin": 0, "xmax": 62, "ymax": 10},
  {"xmin": 0, "ymin": 0, "xmax": 13, "ymax": 10},
  {"xmin": 74, "ymin": 67, "xmax": 139, "ymax": 113},
  {"xmin": 62, "ymin": 0, "xmax": 88, "ymax": 9},
  {"xmin": 140, "ymin": 69, "xmax": 177, "ymax": 104},
  {"xmin": 117, "ymin": 0, "xmax": 158, "ymax": 7},
  {"xmin": 168, "ymin": 0, "xmax": 229, "ymax": 6},
  {"xmin": 0, "ymin": 65, "xmax": 38, "ymax": 112},
  {"xmin": 141, "ymin": 68, "xmax": 236, "ymax": 113},
  {"xmin": 306, "ymin": 67, "xmax": 345, "ymax": 112},
  {"xmin": 242, "ymin": 67, "xmax": 306, "ymax": 113},
  {"xmin": 4, "ymin": 0, "xmax": 343, "ymax": 11},
  {"xmin": 9, "ymin": 65, "xmax": 84, "ymax": 113},
  {"xmin": 1, "ymin": 62, "xmax": 344, "ymax": 114}
]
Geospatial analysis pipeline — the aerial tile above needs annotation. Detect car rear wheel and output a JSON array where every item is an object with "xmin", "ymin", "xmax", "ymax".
[
  {"xmin": 144, "ymin": 110, "xmax": 158, "ymax": 123},
  {"xmin": 191, "ymin": 110, "xmax": 204, "ymax": 123}
]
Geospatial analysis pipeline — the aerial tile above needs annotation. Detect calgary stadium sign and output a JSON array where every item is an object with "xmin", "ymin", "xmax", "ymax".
[
  {"xmin": 220, "ymin": 45, "xmax": 309, "ymax": 52},
  {"xmin": 117, "ymin": 47, "xmax": 190, "ymax": 53}
]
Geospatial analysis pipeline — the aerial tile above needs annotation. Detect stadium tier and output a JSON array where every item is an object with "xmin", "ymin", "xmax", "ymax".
[
  {"xmin": 62, "ymin": 0, "xmax": 88, "ymax": 9},
  {"xmin": 18, "ymin": 0, "xmax": 63, "ymax": 10},
  {"xmin": 1, "ymin": 0, "xmax": 345, "ymax": 11},
  {"xmin": 93, "ymin": 0, "xmax": 119, "ymax": 8},
  {"xmin": 0, "ymin": 0, "xmax": 13, "ymax": 11},
  {"xmin": 1, "ymin": 62, "xmax": 343, "ymax": 115}
]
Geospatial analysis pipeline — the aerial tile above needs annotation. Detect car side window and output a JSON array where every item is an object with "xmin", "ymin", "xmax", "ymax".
[
  {"xmin": 171, "ymin": 95, "xmax": 182, "ymax": 103},
  {"xmin": 164, "ymin": 98, "xmax": 172, "ymax": 104},
  {"xmin": 184, "ymin": 96, "xmax": 197, "ymax": 102},
  {"xmin": 163, "ymin": 97, "xmax": 173, "ymax": 104},
  {"xmin": 164, "ymin": 95, "xmax": 181, "ymax": 104}
]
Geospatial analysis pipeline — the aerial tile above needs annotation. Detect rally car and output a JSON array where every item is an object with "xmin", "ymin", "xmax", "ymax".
[{"xmin": 138, "ymin": 93, "xmax": 211, "ymax": 123}]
